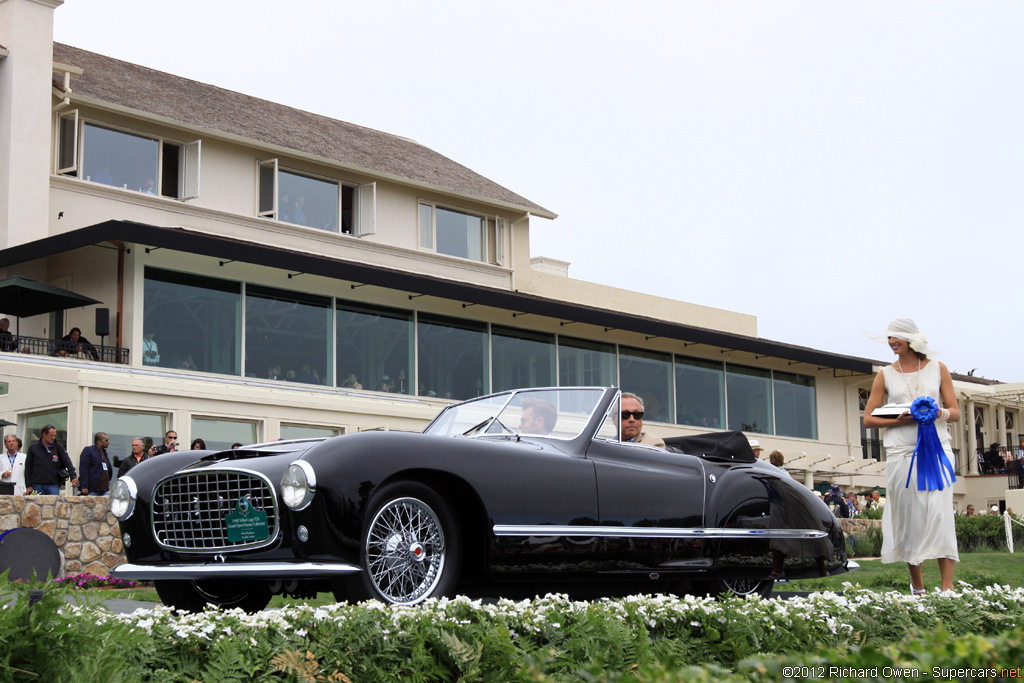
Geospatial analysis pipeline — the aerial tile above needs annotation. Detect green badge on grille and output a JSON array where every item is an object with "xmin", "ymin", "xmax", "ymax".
[{"xmin": 225, "ymin": 495, "xmax": 269, "ymax": 543}]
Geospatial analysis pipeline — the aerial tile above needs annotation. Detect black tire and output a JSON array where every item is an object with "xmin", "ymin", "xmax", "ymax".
[
  {"xmin": 699, "ymin": 577, "xmax": 775, "ymax": 599},
  {"xmin": 345, "ymin": 481, "xmax": 461, "ymax": 605},
  {"xmin": 154, "ymin": 579, "xmax": 272, "ymax": 613}
]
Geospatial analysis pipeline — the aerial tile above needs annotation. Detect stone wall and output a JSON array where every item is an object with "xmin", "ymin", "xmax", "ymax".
[{"xmin": 0, "ymin": 495, "xmax": 125, "ymax": 576}]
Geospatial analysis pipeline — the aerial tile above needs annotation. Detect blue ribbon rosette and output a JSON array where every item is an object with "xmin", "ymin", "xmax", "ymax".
[{"xmin": 905, "ymin": 396, "xmax": 956, "ymax": 491}]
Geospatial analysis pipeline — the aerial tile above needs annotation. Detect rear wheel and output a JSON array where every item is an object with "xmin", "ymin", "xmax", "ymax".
[
  {"xmin": 154, "ymin": 579, "xmax": 272, "ymax": 613},
  {"xmin": 343, "ymin": 481, "xmax": 461, "ymax": 605}
]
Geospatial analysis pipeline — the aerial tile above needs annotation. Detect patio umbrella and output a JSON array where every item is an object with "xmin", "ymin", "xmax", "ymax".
[
  {"xmin": 0, "ymin": 275, "xmax": 101, "ymax": 335},
  {"xmin": 0, "ymin": 419, "xmax": 13, "ymax": 427}
]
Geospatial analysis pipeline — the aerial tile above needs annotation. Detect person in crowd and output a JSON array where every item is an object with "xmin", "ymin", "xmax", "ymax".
[
  {"xmin": 152, "ymin": 430, "xmax": 178, "ymax": 456},
  {"xmin": 2, "ymin": 433, "xmax": 27, "ymax": 495},
  {"xmin": 0, "ymin": 318, "xmax": 17, "ymax": 352},
  {"xmin": 749, "ymin": 439, "xmax": 764, "ymax": 459},
  {"xmin": 991, "ymin": 505, "xmax": 1001, "ymax": 515},
  {"xmin": 341, "ymin": 373, "xmax": 362, "ymax": 390},
  {"xmin": 620, "ymin": 392, "xmax": 665, "ymax": 448},
  {"xmin": 964, "ymin": 504, "xmax": 975, "ymax": 516},
  {"xmin": 53, "ymin": 327, "xmax": 99, "ymax": 360},
  {"xmin": 118, "ymin": 438, "xmax": 149, "ymax": 477},
  {"xmin": 519, "ymin": 397, "xmax": 557, "ymax": 436},
  {"xmin": 231, "ymin": 442, "xmax": 243, "ymax": 449},
  {"xmin": 823, "ymin": 483, "xmax": 850, "ymax": 518},
  {"xmin": 846, "ymin": 492, "xmax": 860, "ymax": 516},
  {"xmin": 297, "ymin": 365, "xmax": 320, "ymax": 384},
  {"xmin": 24, "ymin": 425, "xmax": 78, "ymax": 495},
  {"xmin": 768, "ymin": 449, "xmax": 786, "ymax": 472},
  {"xmin": 142, "ymin": 331, "xmax": 160, "ymax": 366},
  {"xmin": 191, "ymin": 438, "xmax": 206, "ymax": 450},
  {"xmin": 78, "ymin": 431, "xmax": 113, "ymax": 496},
  {"xmin": 863, "ymin": 317, "xmax": 959, "ymax": 593}
]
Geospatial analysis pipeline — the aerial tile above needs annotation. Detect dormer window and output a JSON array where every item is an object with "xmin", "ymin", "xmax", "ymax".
[
  {"xmin": 257, "ymin": 160, "xmax": 375, "ymax": 236},
  {"xmin": 418, "ymin": 201, "xmax": 505, "ymax": 265},
  {"xmin": 55, "ymin": 116, "xmax": 200, "ymax": 200}
]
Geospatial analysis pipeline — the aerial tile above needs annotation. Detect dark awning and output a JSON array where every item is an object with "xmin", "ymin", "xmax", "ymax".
[{"xmin": 0, "ymin": 220, "xmax": 876, "ymax": 374}]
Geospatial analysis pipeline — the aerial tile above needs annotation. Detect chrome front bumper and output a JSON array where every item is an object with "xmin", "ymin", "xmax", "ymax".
[{"xmin": 111, "ymin": 561, "xmax": 361, "ymax": 581}]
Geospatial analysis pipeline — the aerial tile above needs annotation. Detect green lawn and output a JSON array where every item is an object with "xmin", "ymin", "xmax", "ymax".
[{"xmin": 784, "ymin": 551, "xmax": 1024, "ymax": 593}]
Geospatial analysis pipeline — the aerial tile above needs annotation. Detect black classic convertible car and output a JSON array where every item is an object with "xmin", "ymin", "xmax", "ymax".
[{"xmin": 110, "ymin": 387, "xmax": 851, "ymax": 611}]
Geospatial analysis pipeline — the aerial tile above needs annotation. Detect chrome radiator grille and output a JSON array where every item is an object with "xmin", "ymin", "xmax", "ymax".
[{"xmin": 152, "ymin": 470, "xmax": 279, "ymax": 551}]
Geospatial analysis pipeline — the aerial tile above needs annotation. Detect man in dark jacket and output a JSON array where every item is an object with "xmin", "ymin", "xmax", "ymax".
[
  {"xmin": 823, "ymin": 484, "xmax": 849, "ymax": 518},
  {"xmin": 78, "ymin": 432, "xmax": 113, "ymax": 496},
  {"xmin": 117, "ymin": 438, "xmax": 149, "ymax": 477},
  {"xmin": 25, "ymin": 425, "xmax": 78, "ymax": 495}
]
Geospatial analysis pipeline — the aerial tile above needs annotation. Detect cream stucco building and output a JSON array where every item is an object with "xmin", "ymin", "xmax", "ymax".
[{"xmin": 1, "ymin": 0, "xmax": 1022, "ymax": 512}]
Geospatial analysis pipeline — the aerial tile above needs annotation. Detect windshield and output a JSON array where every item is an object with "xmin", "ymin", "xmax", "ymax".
[{"xmin": 424, "ymin": 388, "xmax": 609, "ymax": 440}]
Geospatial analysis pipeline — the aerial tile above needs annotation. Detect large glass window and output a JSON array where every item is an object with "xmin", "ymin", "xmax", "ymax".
[
  {"xmin": 92, "ymin": 409, "xmax": 166, "ymax": 469},
  {"xmin": 727, "ymin": 364, "xmax": 773, "ymax": 434},
  {"xmin": 675, "ymin": 356, "xmax": 725, "ymax": 429},
  {"xmin": 74, "ymin": 122, "xmax": 200, "ymax": 199},
  {"xmin": 336, "ymin": 301, "xmax": 413, "ymax": 394},
  {"xmin": 81, "ymin": 122, "xmax": 159, "ymax": 193},
  {"xmin": 558, "ymin": 337, "xmax": 616, "ymax": 387},
  {"xmin": 619, "ymin": 347, "xmax": 673, "ymax": 423},
  {"xmin": 491, "ymin": 326, "xmax": 555, "ymax": 392},
  {"xmin": 417, "ymin": 314, "xmax": 488, "ymax": 400},
  {"xmin": 144, "ymin": 268, "xmax": 241, "ymax": 375},
  {"xmin": 280, "ymin": 424, "xmax": 342, "ymax": 440},
  {"xmin": 773, "ymin": 371, "xmax": 817, "ymax": 439},
  {"xmin": 245, "ymin": 285, "xmax": 331, "ymax": 385},
  {"xmin": 24, "ymin": 409, "xmax": 68, "ymax": 452},
  {"xmin": 192, "ymin": 417, "xmax": 260, "ymax": 451},
  {"xmin": 419, "ymin": 203, "xmax": 485, "ymax": 261},
  {"xmin": 257, "ymin": 162, "xmax": 355, "ymax": 233}
]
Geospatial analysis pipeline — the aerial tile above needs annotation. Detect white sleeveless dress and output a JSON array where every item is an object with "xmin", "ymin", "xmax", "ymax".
[{"xmin": 879, "ymin": 361, "xmax": 959, "ymax": 565}]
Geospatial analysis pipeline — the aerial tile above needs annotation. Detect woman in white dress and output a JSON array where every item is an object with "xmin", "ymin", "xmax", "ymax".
[{"xmin": 863, "ymin": 318, "xmax": 960, "ymax": 592}]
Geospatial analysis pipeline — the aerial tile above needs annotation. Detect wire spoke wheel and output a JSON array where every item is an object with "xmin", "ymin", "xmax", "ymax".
[{"xmin": 365, "ymin": 496, "xmax": 447, "ymax": 604}]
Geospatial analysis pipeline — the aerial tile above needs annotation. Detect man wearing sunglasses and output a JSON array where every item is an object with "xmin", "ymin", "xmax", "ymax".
[{"xmin": 620, "ymin": 392, "xmax": 665, "ymax": 449}]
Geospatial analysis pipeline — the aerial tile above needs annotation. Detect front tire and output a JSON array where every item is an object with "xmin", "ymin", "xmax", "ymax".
[
  {"xmin": 345, "ymin": 481, "xmax": 461, "ymax": 605},
  {"xmin": 154, "ymin": 579, "xmax": 272, "ymax": 613}
]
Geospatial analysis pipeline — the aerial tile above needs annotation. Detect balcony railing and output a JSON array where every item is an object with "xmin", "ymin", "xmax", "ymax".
[{"xmin": 0, "ymin": 334, "xmax": 129, "ymax": 364}]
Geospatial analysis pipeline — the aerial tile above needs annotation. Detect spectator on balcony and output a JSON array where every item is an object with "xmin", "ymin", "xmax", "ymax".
[
  {"xmin": 52, "ymin": 327, "xmax": 99, "ymax": 360},
  {"xmin": 78, "ymin": 432, "xmax": 113, "ymax": 496},
  {"xmin": 142, "ymin": 331, "xmax": 160, "ymax": 366},
  {"xmin": 0, "ymin": 318, "xmax": 17, "ymax": 352}
]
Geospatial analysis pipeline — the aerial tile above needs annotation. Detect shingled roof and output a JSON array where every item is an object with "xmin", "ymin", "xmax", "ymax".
[{"xmin": 51, "ymin": 43, "xmax": 554, "ymax": 217}]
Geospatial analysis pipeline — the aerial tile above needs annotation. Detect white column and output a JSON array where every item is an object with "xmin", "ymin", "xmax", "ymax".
[
  {"xmin": 997, "ymin": 405, "xmax": 1007, "ymax": 447},
  {"xmin": 0, "ymin": 0, "xmax": 62, "ymax": 250},
  {"xmin": 803, "ymin": 469, "xmax": 814, "ymax": 490},
  {"xmin": 967, "ymin": 399, "xmax": 978, "ymax": 475}
]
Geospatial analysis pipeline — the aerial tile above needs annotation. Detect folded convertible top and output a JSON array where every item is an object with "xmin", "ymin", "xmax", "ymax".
[{"xmin": 664, "ymin": 430, "xmax": 757, "ymax": 463}]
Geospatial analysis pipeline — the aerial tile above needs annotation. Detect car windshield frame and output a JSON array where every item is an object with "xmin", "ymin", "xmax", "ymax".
[{"xmin": 424, "ymin": 387, "xmax": 614, "ymax": 441}]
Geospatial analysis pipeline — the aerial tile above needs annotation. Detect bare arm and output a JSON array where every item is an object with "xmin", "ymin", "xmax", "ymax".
[{"xmin": 938, "ymin": 361, "xmax": 960, "ymax": 422}]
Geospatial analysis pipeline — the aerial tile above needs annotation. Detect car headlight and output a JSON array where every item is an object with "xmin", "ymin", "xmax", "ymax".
[
  {"xmin": 110, "ymin": 477, "xmax": 137, "ymax": 520},
  {"xmin": 282, "ymin": 461, "xmax": 316, "ymax": 510}
]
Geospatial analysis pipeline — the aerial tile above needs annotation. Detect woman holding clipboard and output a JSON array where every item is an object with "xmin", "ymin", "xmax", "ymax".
[{"xmin": 863, "ymin": 318, "xmax": 960, "ymax": 593}]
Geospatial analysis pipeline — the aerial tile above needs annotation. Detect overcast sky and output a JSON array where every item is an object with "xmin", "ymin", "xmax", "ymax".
[{"xmin": 53, "ymin": 1, "xmax": 1024, "ymax": 382}]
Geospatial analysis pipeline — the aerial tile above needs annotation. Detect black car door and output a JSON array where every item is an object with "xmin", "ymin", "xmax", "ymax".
[{"xmin": 586, "ymin": 438, "xmax": 708, "ymax": 575}]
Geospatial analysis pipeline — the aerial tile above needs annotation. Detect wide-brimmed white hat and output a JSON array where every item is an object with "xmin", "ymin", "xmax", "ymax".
[
  {"xmin": 749, "ymin": 439, "xmax": 763, "ymax": 451},
  {"xmin": 874, "ymin": 317, "xmax": 932, "ymax": 357}
]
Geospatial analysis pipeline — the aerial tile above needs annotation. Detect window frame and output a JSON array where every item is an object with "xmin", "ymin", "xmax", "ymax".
[
  {"xmin": 57, "ymin": 117, "xmax": 201, "ymax": 200},
  {"xmin": 418, "ymin": 200, "xmax": 504, "ymax": 264},
  {"xmin": 256, "ymin": 158, "xmax": 369, "ymax": 235}
]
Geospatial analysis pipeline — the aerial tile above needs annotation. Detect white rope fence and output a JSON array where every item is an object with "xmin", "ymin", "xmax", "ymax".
[{"xmin": 1005, "ymin": 511, "xmax": 1024, "ymax": 553}]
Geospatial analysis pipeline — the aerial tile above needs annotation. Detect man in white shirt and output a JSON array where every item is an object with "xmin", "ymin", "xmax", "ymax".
[{"xmin": 2, "ymin": 434, "xmax": 27, "ymax": 495}]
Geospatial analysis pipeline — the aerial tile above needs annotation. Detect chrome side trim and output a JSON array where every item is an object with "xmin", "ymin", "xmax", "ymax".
[
  {"xmin": 110, "ymin": 561, "xmax": 361, "ymax": 581},
  {"xmin": 493, "ymin": 525, "xmax": 827, "ymax": 539}
]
